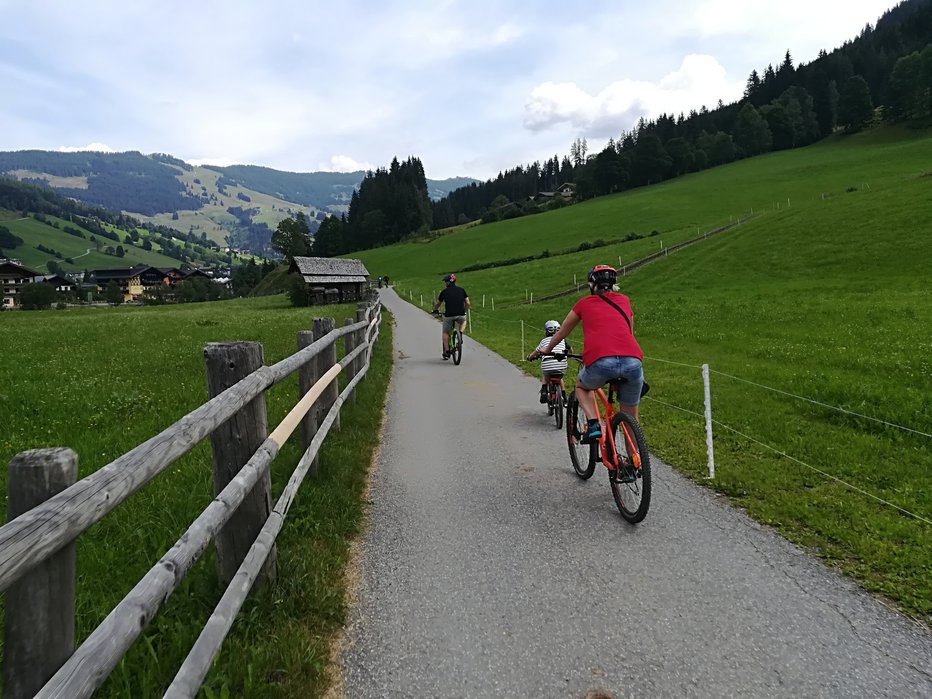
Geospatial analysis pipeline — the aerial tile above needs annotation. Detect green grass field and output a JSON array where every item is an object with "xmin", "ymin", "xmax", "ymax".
[
  {"xmin": 359, "ymin": 126, "xmax": 932, "ymax": 621},
  {"xmin": 0, "ymin": 296, "xmax": 393, "ymax": 696}
]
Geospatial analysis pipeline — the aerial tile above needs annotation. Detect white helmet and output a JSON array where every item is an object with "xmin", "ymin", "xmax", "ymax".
[{"xmin": 544, "ymin": 320, "xmax": 560, "ymax": 336}]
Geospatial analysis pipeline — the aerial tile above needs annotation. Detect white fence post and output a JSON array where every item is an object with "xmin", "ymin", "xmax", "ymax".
[
  {"xmin": 468, "ymin": 310, "xmax": 472, "ymax": 334},
  {"xmin": 491, "ymin": 297, "xmax": 494, "ymax": 311},
  {"xmin": 482, "ymin": 294, "xmax": 485, "ymax": 308},
  {"xmin": 520, "ymin": 320, "xmax": 525, "ymax": 359},
  {"xmin": 702, "ymin": 363, "xmax": 715, "ymax": 479}
]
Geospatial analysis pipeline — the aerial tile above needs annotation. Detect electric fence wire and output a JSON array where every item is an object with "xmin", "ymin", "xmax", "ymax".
[
  {"xmin": 707, "ymin": 368, "xmax": 932, "ymax": 439},
  {"xmin": 710, "ymin": 419, "xmax": 932, "ymax": 526},
  {"xmin": 643, "ymin": 395, "xmax": 930, "ymax": 525}
]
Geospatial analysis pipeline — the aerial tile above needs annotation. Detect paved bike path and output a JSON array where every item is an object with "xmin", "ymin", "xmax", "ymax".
[{"xmin": 339, "ymin": 287, "xmax": 931, "ymax": 698}]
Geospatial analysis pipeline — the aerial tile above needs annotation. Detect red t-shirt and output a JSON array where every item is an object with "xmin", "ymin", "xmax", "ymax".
[{"xmin": 571, "ymin": 292, "xmax": 643, "ymax": 365}]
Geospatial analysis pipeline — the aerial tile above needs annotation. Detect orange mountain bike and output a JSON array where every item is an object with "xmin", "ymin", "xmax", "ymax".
[{"xmin": 557, "ymin": 352, "xmax": 652, "ymax": 523}]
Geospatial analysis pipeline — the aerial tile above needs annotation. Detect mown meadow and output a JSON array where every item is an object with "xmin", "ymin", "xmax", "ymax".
[
  {"xmin": 0, "ymin": 295, "xmax": 394, "ymax": 697},
  {"xmin": 357, "ymin": 126, "xmax": 932, "ymax": 621}
]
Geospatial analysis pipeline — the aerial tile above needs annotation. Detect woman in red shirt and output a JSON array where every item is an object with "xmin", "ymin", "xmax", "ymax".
[{"xmin": 528, "ymin": 264, "xmax": 644, "ymax": 443}]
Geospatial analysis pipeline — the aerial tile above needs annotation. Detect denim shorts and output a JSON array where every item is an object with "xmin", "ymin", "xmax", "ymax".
[{"xmin": 577, "ymin": 356, "xmax": 644, "ymax": 406}]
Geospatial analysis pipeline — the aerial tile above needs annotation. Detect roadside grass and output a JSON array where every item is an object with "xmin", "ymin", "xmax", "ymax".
[
  {"xmin": 0, "ymin": 295, "xmax": 393, "ymax": 696},
  {"xmin": 358, "ymin": 126, "xmax": 932, "ymax": 621}
]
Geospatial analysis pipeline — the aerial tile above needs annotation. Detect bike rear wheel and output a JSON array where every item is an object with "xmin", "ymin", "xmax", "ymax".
[
  {"xmin": 552, "ymin": 385, "xmax": 564, "ymax": 430},
  {"xmin": 607, "ymin": 411, "xmax": 651, "ymax": 523},
  {"xmin": 452, "ymin": 329, "xmax": 462, "ymax": 365},
  {"xmin": 566, "ymin": 391, "xmax": 595, "ymax": 479}
]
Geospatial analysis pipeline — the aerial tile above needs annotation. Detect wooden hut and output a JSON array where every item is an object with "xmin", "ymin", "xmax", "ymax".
[{"xmin": 289, "ymin": 257, "xmax": 370, "ymax": 304}]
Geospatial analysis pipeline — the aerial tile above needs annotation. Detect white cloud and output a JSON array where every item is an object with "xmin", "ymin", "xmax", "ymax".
[
  {"xmin": 0, "ymin": 1, "xmax": 901, "ymax": 181},
  {"xmin": 325, "ymin": 155, "xmax": 375, "ymax": 173},
  {"xmin": 58, "ymin": 143, "xmax": 116, "ymax": 153},
  {"xmin": 187, "ymin": 156, "xmax": 238, "ymax": 168},
  {"xmin": 524, "ymin": 54, "xmax": 743, "ymax": 137}
]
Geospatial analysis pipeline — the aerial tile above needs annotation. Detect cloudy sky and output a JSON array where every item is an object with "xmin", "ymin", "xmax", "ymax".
[{"xmin": 1, "ymin": 0, "xmax": 900, "ymax": 180}]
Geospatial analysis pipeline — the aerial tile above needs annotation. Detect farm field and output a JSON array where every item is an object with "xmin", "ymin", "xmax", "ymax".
[
  {"xmin": 359, "ymin": 126, "xmax": 932, "ymax": 620},
  {"xmin": 0, "ymin": 295, "xmax": 394, "ymax": 696}
]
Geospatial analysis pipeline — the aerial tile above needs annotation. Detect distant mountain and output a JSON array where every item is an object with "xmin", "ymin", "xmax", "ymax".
[{"xmin": 0, "ymin": 150, "xmax": 478, "ymax": 254}]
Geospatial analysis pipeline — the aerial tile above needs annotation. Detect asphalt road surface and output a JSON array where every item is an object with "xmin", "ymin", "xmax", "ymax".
[{"xmin": 338, "ymin": 287, "xmax": 931, "ymax": 698}]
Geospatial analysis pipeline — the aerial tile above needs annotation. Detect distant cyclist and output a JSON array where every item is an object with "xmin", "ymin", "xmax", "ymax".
[
  {"xmin": 528, "ymin": 264, "xmax": 643, "ymax": 443},
  {"xmin": 432, "ymin": 273, "xmax": 470, "ymax": 360},
  {"xmin": 531, "ymin": 320, "xmax": 569, "ymax": 403}
]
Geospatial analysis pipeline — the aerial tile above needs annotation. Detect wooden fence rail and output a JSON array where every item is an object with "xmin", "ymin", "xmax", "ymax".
[{"xmin": 1, "ymin": 295, "xmax": 383, "ymax": 699}]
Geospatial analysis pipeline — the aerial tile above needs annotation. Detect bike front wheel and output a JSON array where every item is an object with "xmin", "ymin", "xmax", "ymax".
[
  {"xmin": 607, "ymin": 411, "xmax": 651, "ymax": 523},
  {"xmin": 452, "ymin": 329, "xmax": 462, "ymax": 365},
  {"xmin": 566, "ymin": 391, "xmax": 595, "ymax": 479}
]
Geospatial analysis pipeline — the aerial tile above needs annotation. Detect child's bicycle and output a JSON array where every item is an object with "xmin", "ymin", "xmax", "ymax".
[
  {"xmin": 550, "ymin": 352, "xmax": 651, "ymax": 523},
  {"xmin": 433, "ymin": 311, "xmax": 463, "ymax": 365},
  {"xmin": 527, "ymin": 357, "xmax": 566, "ymax": 430}
]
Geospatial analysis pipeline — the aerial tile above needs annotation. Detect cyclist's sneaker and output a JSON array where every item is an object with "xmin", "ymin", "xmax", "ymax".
[
  {"xmin": 612, "ymin": 456, "xmax": 636, "ymax": 483},
  {"xmin": 442, "ymin": 351, "xmax": 450, "ymax": 360},
  {"xmin": 539, "ymin": 387, "xmax": 549, "ymax": 404},
  {"xmin": 580, "ymin": 421, "xmax": 601, "ymax": 444}
]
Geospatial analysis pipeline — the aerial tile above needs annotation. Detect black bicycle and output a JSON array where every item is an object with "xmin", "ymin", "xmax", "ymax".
[
  {"xmin": 527, "ymin": 357, "xmax": 566, "ymax": 430},
  {"xmin": 434, "ymin": 311, "xmax": 463, "ymax": 365}
]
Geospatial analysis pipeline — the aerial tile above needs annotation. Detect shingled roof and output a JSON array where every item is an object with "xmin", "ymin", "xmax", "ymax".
[{"xmin": 290, "ymin": 257, "xmax": 370, "ymax": 284}]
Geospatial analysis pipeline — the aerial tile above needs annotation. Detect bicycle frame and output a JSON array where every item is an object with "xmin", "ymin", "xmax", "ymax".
[{"xmin": 591, "ymin": 383, "xmax": 641, "ymax": 473}]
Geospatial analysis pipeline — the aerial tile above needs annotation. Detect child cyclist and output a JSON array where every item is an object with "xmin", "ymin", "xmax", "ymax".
[
  {"xmin": 532, "ymin": 320, "xmax": 570, "ymax": 405},
  {"xmin": 527, "ymin": 264, "xmax": 643, "ymax": 444}
]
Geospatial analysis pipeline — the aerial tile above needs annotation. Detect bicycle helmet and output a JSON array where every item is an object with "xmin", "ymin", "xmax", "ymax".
[
  {"xmin": 544, "ymin": 320, "xmax": 560, "ymax": 336},
  {"xmin": 443, "ymin": 273, "xmax": 456, "ymax": 283},
  {"xmin": 587, "ymin": 264, "xmax": 617, "ymax": 290}
]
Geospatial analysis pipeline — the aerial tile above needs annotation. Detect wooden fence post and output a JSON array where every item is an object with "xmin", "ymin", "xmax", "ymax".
[
  {"xmin": 344, "ymin": 317, "xmax": 359, "ymax": 402},
  {"xmin": 297, "ymin": 329, "xmax": 321, "ymax": 473},
  {"xmin": 203, "ymin": 342, "xmax": 276, "ymax": 586},
  {"xmin": 313, "ymin": 317, "xmax": 339, "ymax": 432},
  {"xmin": 3, "ymin": 448, "xmax": 77, "ymax": 699},
  {"xmin": 354, "ymin": 304, "xmax": 369, "ymax": 400}
]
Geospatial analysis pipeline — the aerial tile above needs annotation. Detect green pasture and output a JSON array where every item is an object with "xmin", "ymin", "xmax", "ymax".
[
  {"xmin": 362, "ymin": 126, "xmax": 932, "ymax": 620},
  {"xmin": 0, "ymin": 296, "xmax": 393, "ymax": 696},
  {"xmin": 1, "ymin": 214, "xmax": 187, "ymax": 272}
]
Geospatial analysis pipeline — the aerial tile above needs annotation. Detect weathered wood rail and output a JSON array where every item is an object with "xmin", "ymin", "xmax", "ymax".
[{"xmin": 1, "ymin": 295, "xmax": 384, "ymax": 699}]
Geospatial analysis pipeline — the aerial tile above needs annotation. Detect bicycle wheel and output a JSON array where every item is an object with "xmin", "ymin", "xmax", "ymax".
[
  {"xmin": 452, "ymin": 329, "xmax": 462, "ymax": 365},
  {"xmin": 553, "ymin": 385, "xmax": 564, "ymax": 430},
  {"xmin": 566, "ymin": 391, "xmax": 595, "ymax": 479},
  {"xmin": 607, "ymin": 411, "xmax": 651, "ymax": 523}
]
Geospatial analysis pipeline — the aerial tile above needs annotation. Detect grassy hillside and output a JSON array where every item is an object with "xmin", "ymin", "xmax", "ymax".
[
  {"xmin": 143, "ymin": 165, "xmax": 316, "ymax": 247},
  {"xmin": 357, "ymin": 125, "xmax": 932, "ymax": 620},
  {"xmin": 0, "ymin": 212, "xmax": 198, "ymax": 272}
]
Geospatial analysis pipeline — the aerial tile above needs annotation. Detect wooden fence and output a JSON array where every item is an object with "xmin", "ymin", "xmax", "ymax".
[{"xmin": 0, "ymin": 294, "xmax": 383, "ymax": 699}]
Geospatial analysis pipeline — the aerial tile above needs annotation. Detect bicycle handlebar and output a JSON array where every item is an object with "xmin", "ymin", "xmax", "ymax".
[{"xmin": 541, "ymin": 351, "xmax": 582, "ymax": 361}]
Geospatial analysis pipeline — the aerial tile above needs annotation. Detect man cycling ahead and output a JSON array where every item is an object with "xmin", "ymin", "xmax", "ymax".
[
  {"xmin": 432, "ymin": 273, "xmax": 470, "ymax": 360},
  {"xmin": 528, "ymin": 264, "xmax": 644, "ymax": 443}
]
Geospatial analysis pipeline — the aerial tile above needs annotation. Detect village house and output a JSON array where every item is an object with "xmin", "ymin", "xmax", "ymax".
[
  {"xmin": 0, "ymin": 260, "xmax": 40, "ymax": 308},
  {"xmin": 531, "ymin": 182, "xmax": 577, "ymax": 201},
  {"xmin": 33, "ymin": 273, "xmax": 75, "ymax": 295},
  {"xmin": 289, "ymin": 256, "xmax": 370, "ymax": 304}
]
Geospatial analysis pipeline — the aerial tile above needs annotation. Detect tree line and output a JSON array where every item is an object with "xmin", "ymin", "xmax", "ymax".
[
  {"xmin": 271, "ymin": 157, "xmax": 432, "ymax": 259},
  {"xmin": 432, "ymin": 0, "xmax": 932, "ymax": 223}
]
